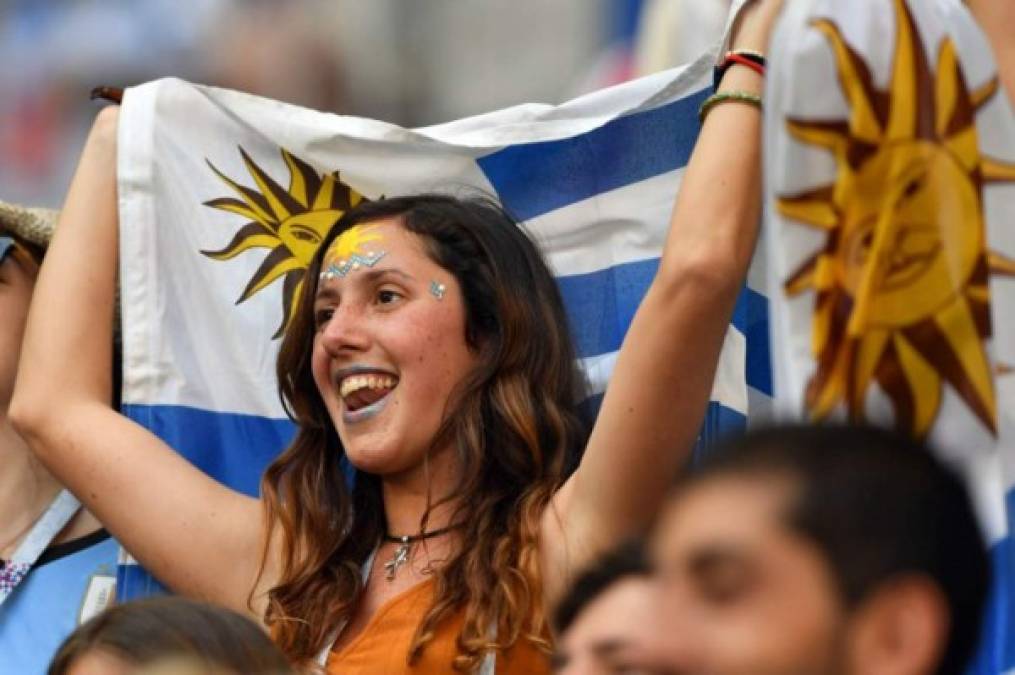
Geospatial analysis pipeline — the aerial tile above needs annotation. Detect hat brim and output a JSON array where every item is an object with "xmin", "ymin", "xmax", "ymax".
[{"xmin": 0, "ymin": 200, "xmax": 59, "ymax": 249}]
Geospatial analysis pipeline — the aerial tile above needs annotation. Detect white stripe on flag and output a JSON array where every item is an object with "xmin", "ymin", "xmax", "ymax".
[
  {"xmin": 528, "ymin": 168, "xmax": 683, "ymax": 277},
  {"xmin": 581, "ymin": 324, "xmax": 748, "ymax": 416}
]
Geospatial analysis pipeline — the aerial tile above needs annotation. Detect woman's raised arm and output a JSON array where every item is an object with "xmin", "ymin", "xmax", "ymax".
[
  {"xmin": 10, "ymin": 106, "xmax": 273, "ymax": 616},
  {"xmin": 544, "ymin": 0, "xmax": 785, "ymax": 599}
]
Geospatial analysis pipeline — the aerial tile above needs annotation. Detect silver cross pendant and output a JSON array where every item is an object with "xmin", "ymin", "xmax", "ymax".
[{"xmin": 384, "ymin": 538, "xmax": 412, "ymax": 580}]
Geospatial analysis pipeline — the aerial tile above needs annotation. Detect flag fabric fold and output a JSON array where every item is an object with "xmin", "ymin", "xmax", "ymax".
[{"xmin": 764, "ymin": 1, "xmax": 1015, "ymax": 671}]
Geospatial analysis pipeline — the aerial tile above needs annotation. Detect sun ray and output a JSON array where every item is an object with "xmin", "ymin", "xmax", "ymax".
[
  {"xmin": 970, "ymin": 78, "xmax": 999, "ymax": 110},
  {"xmin": 891, "ymin": 333, "xmax": 941, "ymax": 436},
  {"xmin": 238, "ymin": 246, "xmax": 304, "ymax": 303},
  {"xmin": 811, "ymin": 292, "xmax": 837, "ymax": 354},
  {"xmin": 239, "ymin": 147, "xmax": 302, "ymax": 222},
  {"xmin": 983, "ymin": 156, "xmax": 1015, "ymax": 182},
  {"xmin": 808, "ymin": 336, "xmax": 852, "ymax": 419},
  {"xmin": 276, "ymin": 273, "xmax": 304, "ymax": 339},
  {"xmin": 785, "ymin": 257, "xmax": 819, "ymax": 296},
  {"xmin": 944, "ymin": 126, "xmax": 982, "ymax": 173},
  {"xmin": 935, "ymin": 40, "xmax": 960, "ymax": 139},
  {"xmin": 812, "ymin": 19, "xmax": 885, "ymax": 144},
  {"xmin": 929, "ymin": 299, "xmax": 997, "ymax": 432},
  {"xmin": 777, "ymin": 186, "xmax": 840, "ymax": 230},
  {"xmin": 786, "ymin": 119, "xmax": 852, "ymax": 156},
  {"xmin": 851, "ymin": 329, "xmax": 891, "ymax": 413},
  {"xmin": 987, "ymin": 252, "xmax": 1015, "ymax": 276},
  {"xmin": 205, "ymin": 161, "xmax": 276, "ymax": 225},
  {"xmin": 283, "ymin": 150, "xmax": 320, "ymax": 208},
  {"xmin": 886, "ymin": 0, "xmax": 921, "ymax": 141},
  {"xmin": 202, "ymin": 198, "xmax": 271, "ymax": 226},
  {"xmin": 201, "ymin": 223, "xmax": 280, "ymax": 260}
]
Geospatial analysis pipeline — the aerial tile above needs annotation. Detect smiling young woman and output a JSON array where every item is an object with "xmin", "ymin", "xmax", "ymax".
[{"xmin": 11, "ymin": 1, "xmax": 785, "ymax": 672}]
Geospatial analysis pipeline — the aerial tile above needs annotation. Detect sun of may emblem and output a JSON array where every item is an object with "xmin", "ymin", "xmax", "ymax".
[
  {"xmin": 202, "ymin": 148, "xmax": 369, "ymax": 338},
  {"xmin": 777, "ymin": 0, "xmax": 1015, "ymax": 437}
]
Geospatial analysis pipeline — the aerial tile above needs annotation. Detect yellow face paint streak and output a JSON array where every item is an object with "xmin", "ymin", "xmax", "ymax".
[{"xmin": 323, "ymin": 224, "xmax": 385, "ymax": 267}]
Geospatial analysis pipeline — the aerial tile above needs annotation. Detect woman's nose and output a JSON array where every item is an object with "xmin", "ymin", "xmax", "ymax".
[{"xmin": 318, "ymin": 303, "xmax": 370, "ymax": 355}]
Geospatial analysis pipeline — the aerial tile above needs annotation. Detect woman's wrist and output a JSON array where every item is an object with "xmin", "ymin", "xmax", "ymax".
[
  {"xmin": 717, "ymin": 64, "xmax": 765, "ymax": 96},
  {"xmin": 730, "ymin": 0, "xmax": 784, "ymax": 54}
]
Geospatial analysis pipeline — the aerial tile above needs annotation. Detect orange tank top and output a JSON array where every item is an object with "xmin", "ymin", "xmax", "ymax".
[{"xmin": 326, "ymin": 579, "xmax": 550, "ymax": 675}]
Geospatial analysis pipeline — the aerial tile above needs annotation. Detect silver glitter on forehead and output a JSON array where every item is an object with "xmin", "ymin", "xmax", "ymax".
[
  {"xmin": 429, "ymin": 281, "xmax": 446, "ymax": 300},
  {"xmin": 319, "ymin": 251, "xmax": 388, "ymax": 282}
]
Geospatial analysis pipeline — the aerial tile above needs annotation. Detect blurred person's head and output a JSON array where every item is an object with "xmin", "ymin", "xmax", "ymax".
[
  {"xmin": 1, "ymin": 203, "xmax": 121, "ymax": 416},
  {"xmin": 0, "ymin": 229, "xmax": 42, "ymax": 408},
  {"xmin": 48, "ymin": 597, "xmax": 293, "ymax": 675},
  {"xmin": 552, "ymin": 541, "xmax": 656, "ymax": 675},
  {"xmin": 647, "ymin": 424, "xmax": 989, "ymax": 675}
]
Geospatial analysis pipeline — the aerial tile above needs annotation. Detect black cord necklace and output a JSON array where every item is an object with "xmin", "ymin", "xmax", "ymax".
[{"xmin": 382, "ymin": 523, "xmax": 462, "ymax": 580}]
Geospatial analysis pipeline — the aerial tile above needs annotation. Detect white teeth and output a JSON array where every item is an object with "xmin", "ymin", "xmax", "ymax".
[{"xmin": 339, "ymin": 374, "xmax": 397, "ymax": 399}]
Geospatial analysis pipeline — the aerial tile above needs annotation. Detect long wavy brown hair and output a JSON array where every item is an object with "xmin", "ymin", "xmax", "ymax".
[{"xmin": 259, "ymin": 194, "xmax": 589, "ymax": 670}]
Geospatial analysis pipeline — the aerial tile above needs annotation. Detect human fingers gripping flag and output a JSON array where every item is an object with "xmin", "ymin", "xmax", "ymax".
[
  {"xmin": 763, "ymin": 0, "xmax": 1015, "ymax": 672},
  {"xmin": 113, "ymin": 5, "xmax": 771, "ymax": 599}
]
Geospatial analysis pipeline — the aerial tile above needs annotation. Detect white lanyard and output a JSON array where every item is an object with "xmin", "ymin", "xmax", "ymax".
[{"xmin": 0, "ymin": 490, "xmax": 81, "ymax": 605}]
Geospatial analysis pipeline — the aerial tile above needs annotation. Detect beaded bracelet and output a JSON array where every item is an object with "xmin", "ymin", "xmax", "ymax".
[{"xmin": 698, "ymin": 91, "xmax": 763, "ymax": 123}]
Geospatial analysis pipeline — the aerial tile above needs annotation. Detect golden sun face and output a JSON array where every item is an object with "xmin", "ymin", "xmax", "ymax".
[
  {"xmin": 777, "ymin": 0, "xmax": 1015, "ymax": 437},
  {"xmin": 202, "ymin": 148, "xmax": 369, "ymax": 338}
]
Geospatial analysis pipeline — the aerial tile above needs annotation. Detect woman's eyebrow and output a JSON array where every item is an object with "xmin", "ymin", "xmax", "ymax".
[
  {"xmin": 361, "ymin": 267, "xmax": 416, "ymax": 283},
  {"xmin": 314, "ymin": 285, "xmax": 341, "ymax": 302},
  {"xmin": 314, "ymin": 267, "xmax": 416, "ymax": 299}
]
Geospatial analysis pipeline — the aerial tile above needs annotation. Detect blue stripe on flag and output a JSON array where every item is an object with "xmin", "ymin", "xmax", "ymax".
[
  {"xmin": 966, "ymin": 487, "xmax": 1015, "ymax": 674},
  {"xmin": 732, "ymin": 285, "xmax": 772, "ymax": 396},
  {"xmin": 477, "ymin": 89, "xmax": 709, "ymax": 222},
  {"xmin": 121, "ymin": 404, "xmax": 295, "ymax": 496},
  {"xmin": 692, "ymin": 401, "xmax": 747, "ymax": 463},
  {"xmin": 557, "ymin": 258, "xmax": 770, "ymax": 394},
  {"xmin": 118, "ymin": 404, "xmax": 294, "ymax": 602},
  {"xmin": 117, "ymin": 561, "xmax": 169, "ymax": 601},
  {"xmin": 578, "ymin": 395, "xmax": 746, "ymax": 464}
]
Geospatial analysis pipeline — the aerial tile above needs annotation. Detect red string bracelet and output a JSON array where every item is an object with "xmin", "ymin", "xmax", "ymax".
[
  {"xmin": 724, "ymin": 53, "xmax": 766, "ymax": 78},
  {"xmin": 713, "ymin": 51, "xmax": 767, "ymax": 89}
]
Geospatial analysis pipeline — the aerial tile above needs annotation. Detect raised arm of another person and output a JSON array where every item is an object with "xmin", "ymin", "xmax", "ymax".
[
  {"xmin": 543, "ymin": 0, "xmax": 784, "ymax": 602},
  {"xmin": 9, "ymin": 106, "xmax": 274, "ymax": 616}
]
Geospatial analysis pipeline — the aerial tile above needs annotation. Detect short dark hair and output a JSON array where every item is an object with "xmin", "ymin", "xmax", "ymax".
[
  {"xmin": 48, "ymin": 597, "xmax": 292, "ymax": 675},
  {"xmin": 681, "ymin": 424, "xmax": 989, "ymax": 675},
  {"xmin": 553, "ymin": 540, "xmax": 649, "ymax": 634}
]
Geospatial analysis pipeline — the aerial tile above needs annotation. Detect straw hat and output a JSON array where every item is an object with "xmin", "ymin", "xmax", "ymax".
[
  {"xmin": 0, "ymin": 200, "xmax": 59, "ymax": 249},
  {"xmin": 0, "ymin": 198, "xmax": 121, "ymax": 344}
]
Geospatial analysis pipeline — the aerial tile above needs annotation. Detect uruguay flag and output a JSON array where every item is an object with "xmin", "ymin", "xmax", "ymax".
[
  {"xmin": 764, "ymin": 1, "xmax": 1015, "ymax": 671},
  {"xmin": 113, "ymin": 4, "xmax": 769, "ymax": 601}
]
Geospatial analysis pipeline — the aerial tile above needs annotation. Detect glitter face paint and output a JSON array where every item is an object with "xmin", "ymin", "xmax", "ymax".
[{"xmin": 319, "ymin": 224, "xmax": 388, "ymax": 282}]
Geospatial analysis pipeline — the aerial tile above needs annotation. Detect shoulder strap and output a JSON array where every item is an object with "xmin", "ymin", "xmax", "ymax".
[{"xmin": 0, "ymin": 490, "xmax": 81, "ymax": 605}]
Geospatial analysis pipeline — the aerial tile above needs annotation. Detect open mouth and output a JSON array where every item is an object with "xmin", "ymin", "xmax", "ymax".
[{"xmin": 339, "ymin": 373, "xmax": 398, "ymax": 413}]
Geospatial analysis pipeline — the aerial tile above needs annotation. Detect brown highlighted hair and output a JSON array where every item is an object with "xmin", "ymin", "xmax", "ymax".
[
  {"xmin": 48, "ymin": 596, "xmax": 292, "ymax": 675},
  {"xmin": 260, "ymin": 194, "xmax": 588, "ymax": 669}
]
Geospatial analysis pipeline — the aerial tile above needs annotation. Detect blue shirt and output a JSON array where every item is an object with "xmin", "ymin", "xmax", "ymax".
[{"xmin": 0, "ymin": 530, "xmax": 118, "ymax": 675}]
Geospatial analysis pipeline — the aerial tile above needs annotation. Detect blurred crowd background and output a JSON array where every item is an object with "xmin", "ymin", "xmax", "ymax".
[{"xmin": 0, "ymin": 0, "xmax": 732, "ymax": 208}]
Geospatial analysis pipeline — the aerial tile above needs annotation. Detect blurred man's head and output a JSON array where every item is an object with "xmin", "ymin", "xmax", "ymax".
[
  {"xmin": 553, "ymin": 542, "xmax": 655, "ymax": 675},
  {"xmin": 648, "ymin": 424, "xmax": 989, "ymax": 675}
]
